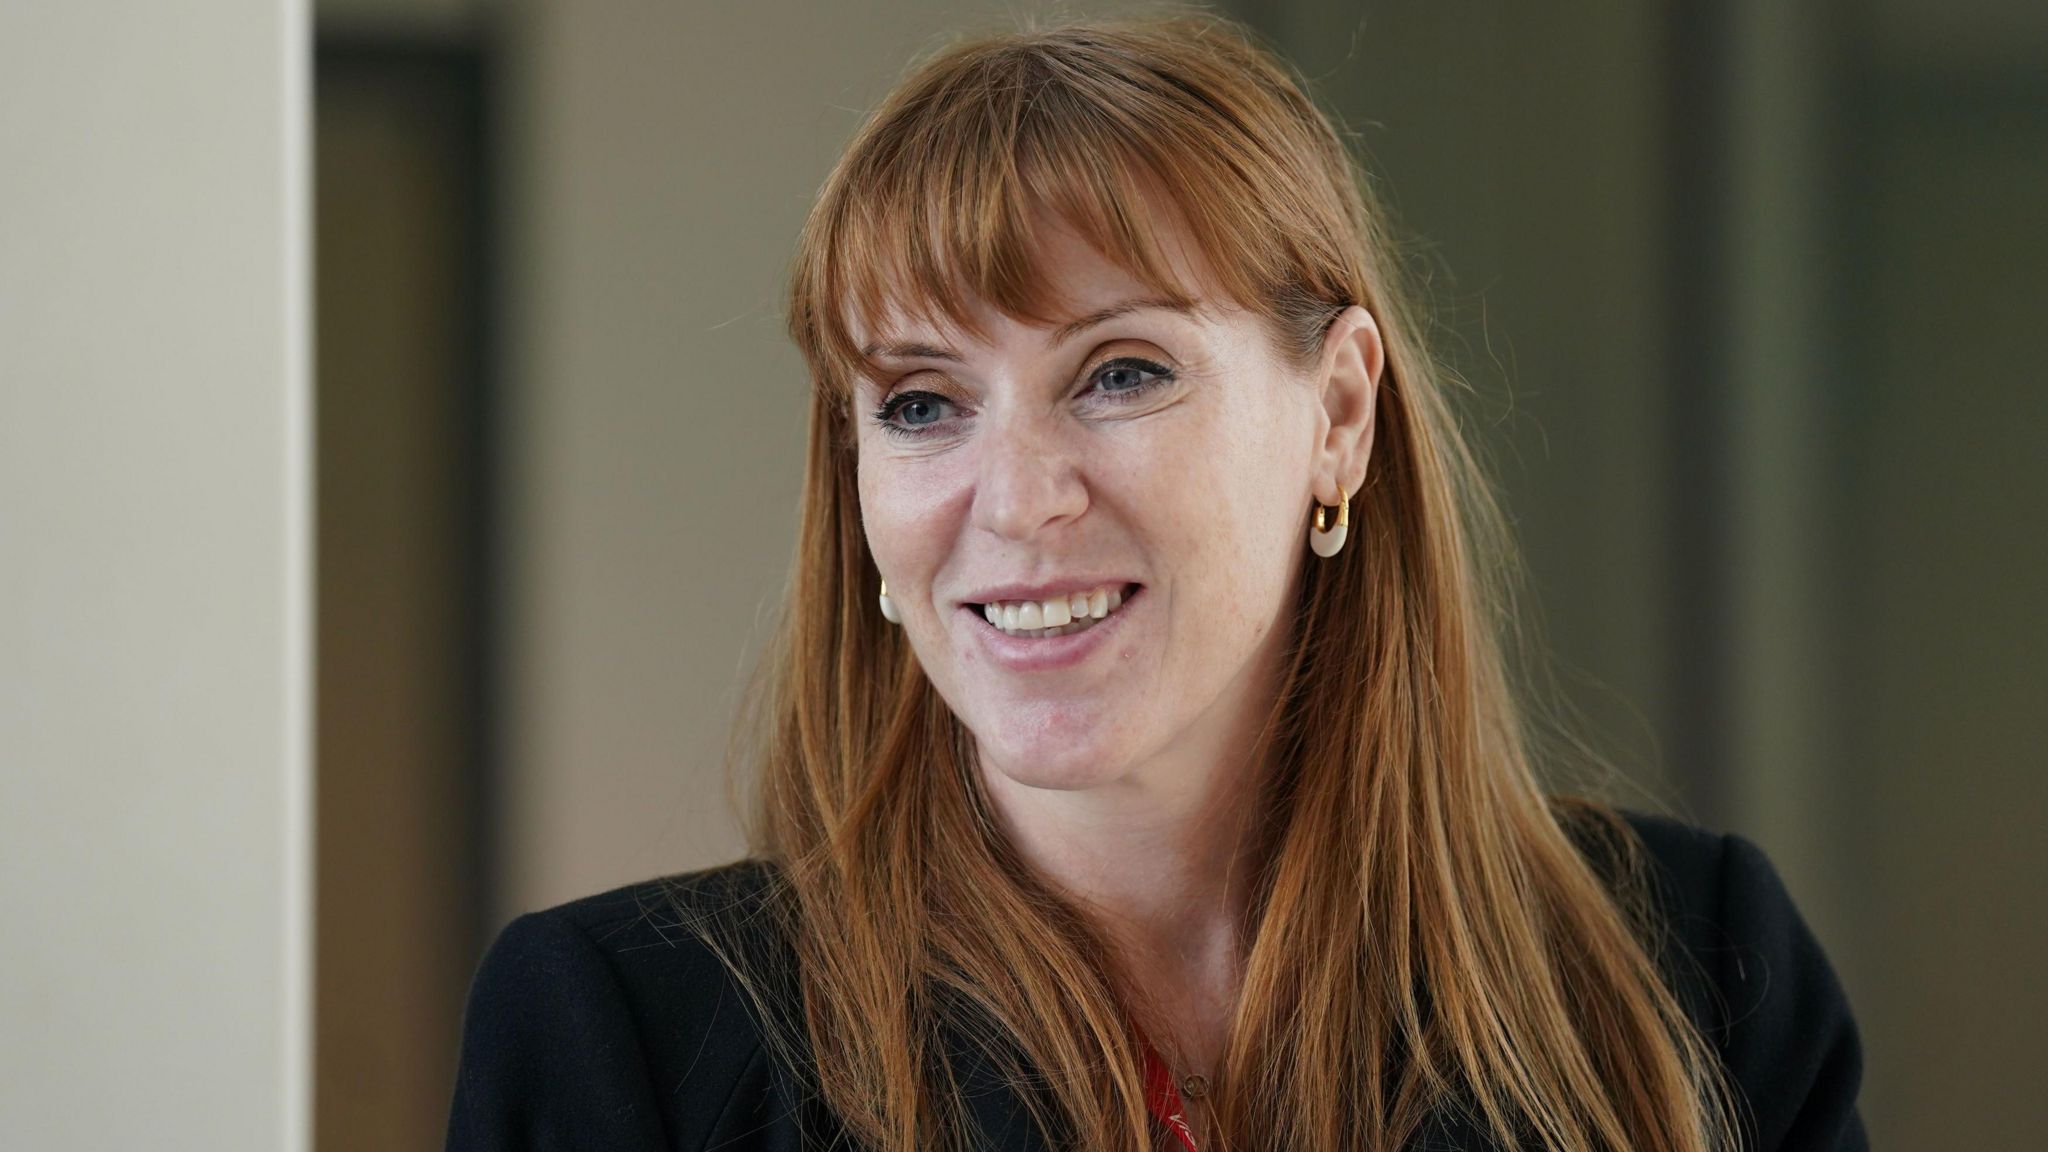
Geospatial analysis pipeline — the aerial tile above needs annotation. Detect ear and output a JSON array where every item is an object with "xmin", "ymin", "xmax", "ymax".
[{"xmin": 1313, "ymin": 305, "xmax": 1384, "ymax": 502}]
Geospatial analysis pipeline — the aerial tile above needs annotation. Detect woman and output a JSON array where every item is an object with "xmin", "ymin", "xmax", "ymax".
[{"xmin": 447, "ymin": 13, "xmax": 1866, "ymax": 1152}]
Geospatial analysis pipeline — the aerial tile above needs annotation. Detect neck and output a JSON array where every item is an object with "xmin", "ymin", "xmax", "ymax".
[
  {"xmin": 988, "ymin": 756, "xmax": 1262, "ymax": 960},
  {"xmin": 978, "ymin": 681, "xmax": 1279, "ymax": 1072}
]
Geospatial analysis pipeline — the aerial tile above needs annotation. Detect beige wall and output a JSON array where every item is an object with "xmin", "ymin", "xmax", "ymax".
[{"xmin": 0, "ymin": 3, "xmax": 311, "ymax": 1149}]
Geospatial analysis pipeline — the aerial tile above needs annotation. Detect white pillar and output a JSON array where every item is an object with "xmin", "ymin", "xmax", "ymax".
[{"xmin": 0, "ymin": 4, "xmax": 312, "ymax": 1149}]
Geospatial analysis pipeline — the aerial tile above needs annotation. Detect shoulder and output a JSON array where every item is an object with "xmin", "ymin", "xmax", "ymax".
[
  {"xmin": 1561, "ymin": 803, "xmax": 1871, "ymax": 1152},
  {"xmin": 525, "ymin": 856, "xmax": 789, "ymax": 973},
  {"xmin": 447, "ymin": 858, "xmax": 800, "ymax": 1151},
  {"xmin": 474, "ymin": 857, "xmax": 790, "ymax": 1035}
]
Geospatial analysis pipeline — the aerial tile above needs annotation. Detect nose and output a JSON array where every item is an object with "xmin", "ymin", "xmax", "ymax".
[{"xmin": 970, "ymin": 409, "xmax": 1088, "ymax": 542}]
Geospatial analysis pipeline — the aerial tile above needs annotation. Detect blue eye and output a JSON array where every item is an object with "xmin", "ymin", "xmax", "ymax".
[
  {"xmin": 872, "ymin": 389, "xmax": 955, "ymax": 438},
  {"xmin": 1090, "ymin": 357, "xmax": 1174, "ymax": 401},
  {"xmin": 894, "ymin": 394, "xmax": 948, "ymax": 426}
]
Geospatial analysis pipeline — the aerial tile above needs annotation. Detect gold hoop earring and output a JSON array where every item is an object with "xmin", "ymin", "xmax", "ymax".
[
  {"xmin": 878, "ymin": 578, "xmax": 901, "ymax": 624},
  {"xmin": 1309, "ymin": 484, "xmax": 1349, "ymax": 558}
]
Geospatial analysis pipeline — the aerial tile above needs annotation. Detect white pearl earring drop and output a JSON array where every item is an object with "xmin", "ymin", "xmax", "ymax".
[{"xmin": 878, "ymin": 578, "xmax": 901, "ymax": 624}]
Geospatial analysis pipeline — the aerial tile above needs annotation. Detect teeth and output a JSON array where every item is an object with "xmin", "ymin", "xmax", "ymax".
[{"xmin": 979, "ymin": 583, "xmax": 1132, "ymax": 639}]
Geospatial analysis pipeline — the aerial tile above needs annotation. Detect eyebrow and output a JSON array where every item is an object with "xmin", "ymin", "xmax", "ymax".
[
  {"xmin": 859, "ymin": 295, "xmax": 1194, "ymax": 362},
  {"xmin": 862, "ymin": 339, "xmax": 964, "ymax": 364}
]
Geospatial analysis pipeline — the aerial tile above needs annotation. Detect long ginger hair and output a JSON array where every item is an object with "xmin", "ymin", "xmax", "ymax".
[{"xmin": 681, "ymin": 11, "xmax": 1742, "ymax": 1152}]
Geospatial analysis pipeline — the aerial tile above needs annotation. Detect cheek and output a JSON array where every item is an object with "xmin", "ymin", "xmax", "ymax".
[
  {"xmin": 854, "ymin": 455, "xmax": 894, "ymax": 566},
  {"xmin": 856, "ymin": 448, "xmax": 973, "ymax": 608},
  {"xmin": 1137, "ymin": 399, "xmax": 1309, "ymax": 643},
  {"xmin": 1130, "ymin": 401, "xmax": 1302, "ymax": 549},
  {"xmin": 857, "ymin": 465, "xmax": 924, "ymax": 610}
]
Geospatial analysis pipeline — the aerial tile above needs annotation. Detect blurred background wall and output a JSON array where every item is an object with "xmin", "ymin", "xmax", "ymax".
[
  {"xmin": 312, "ymin": 0, "xmax": 2047, "ymax": 1149},
  {"xmin": 315, "ymin": 32, "xmax": 490, "ymax": 1148},
  {"xmin": 1, "ymin": 4, "xmax": 311, "ymax": 1150}
]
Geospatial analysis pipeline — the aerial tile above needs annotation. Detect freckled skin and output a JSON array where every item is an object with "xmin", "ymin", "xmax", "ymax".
[{"xmin": 852, "ymin": 215, "xmax": 1379, "ymax": 830}]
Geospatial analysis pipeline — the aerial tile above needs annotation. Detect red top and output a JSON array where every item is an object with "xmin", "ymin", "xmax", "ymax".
[{"xmin": 1134, "ymin": 1022, "xmax": 1202, "ymax": 1152}]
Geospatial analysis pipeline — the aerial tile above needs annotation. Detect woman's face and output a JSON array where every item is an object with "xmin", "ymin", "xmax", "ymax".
[{"xmin": 852, "ymin": 218, "xmax": 1379, "ymax": 798}]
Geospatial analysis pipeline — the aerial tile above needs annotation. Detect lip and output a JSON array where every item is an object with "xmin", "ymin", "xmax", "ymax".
[{"xmin": 960, "ymin": 584, "xmax": 1142, "ymax": 673}]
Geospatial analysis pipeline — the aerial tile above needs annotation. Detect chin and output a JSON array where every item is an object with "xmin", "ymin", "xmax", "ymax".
[
  {"xmin": 983, "ymin": 751, "xmax": 1127, "ymax": 792},
  {"xmin": 970, "ymin": 710, "xmax": 1134, "ymax": 792}
]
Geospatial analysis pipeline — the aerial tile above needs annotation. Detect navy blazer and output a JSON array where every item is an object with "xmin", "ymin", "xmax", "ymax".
[{"xmin": 444, "ymin": 810, "xmax": 1869, "ymax": 1151}]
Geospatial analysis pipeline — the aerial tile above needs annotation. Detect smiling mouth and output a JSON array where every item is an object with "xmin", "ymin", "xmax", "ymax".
[{"xmin": 968, "ymin": 583, "xmax": 1141, "ymax": 639}]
